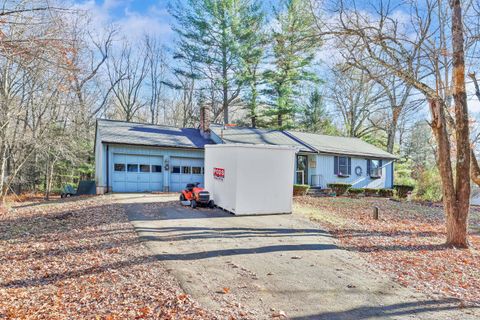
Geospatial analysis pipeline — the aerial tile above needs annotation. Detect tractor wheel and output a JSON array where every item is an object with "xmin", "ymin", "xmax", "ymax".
[
  {"xmin": 191, "ymin": 200, "xmax": 197, "ymax": 209},
  {"xmin": 179, "ymin": 194, "xmax": 186, "ymax": 201},
  {"xmin": 208, "ymin": 200, "xmax": 215, "ymax": 209}
]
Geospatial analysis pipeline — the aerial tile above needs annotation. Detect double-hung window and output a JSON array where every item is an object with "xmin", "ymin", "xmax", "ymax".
[
  {"xmin": 334, "ymin": 156, "xmax": 351, "ymax": 177},
  {"xmin": 367, "ymin": 159, "xmax": 382, "ymax": 178}
]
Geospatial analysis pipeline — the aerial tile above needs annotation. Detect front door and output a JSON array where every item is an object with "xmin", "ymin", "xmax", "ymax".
[{"xmin": 296, "ymin": 155, "xmax": 308, "ymax": 185}]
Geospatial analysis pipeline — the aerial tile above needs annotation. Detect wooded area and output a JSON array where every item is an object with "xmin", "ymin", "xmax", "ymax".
[{"xmin": 1, "ymin": 0, "xmax": 480, "ymax": 246}]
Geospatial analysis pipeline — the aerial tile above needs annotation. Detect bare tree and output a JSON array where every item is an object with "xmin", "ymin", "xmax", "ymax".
[
  {"xmin": 329, "ymin": 66, "xmax": 385, "ymax": 138},
  {"xmin": 107, "ymin": 42, "xmax": 148, "ymax": 122},
  {"xmin": 313, "ymin": 0, "xmax": 473, "ymax": 247}
]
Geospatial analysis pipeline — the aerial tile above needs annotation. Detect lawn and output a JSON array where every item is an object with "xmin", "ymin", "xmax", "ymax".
[
  {"xmin": 294, "ymin": 196, "xmax": 480, "ymax": 306},
  {"xmin": 0, "ymin": 196, "xmax": 217, "ymax": 319}
]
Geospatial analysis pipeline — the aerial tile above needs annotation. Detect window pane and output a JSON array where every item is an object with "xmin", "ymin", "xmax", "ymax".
[
  {"xmin": 114, "ymin": 163, "xmax": 125, "ymax": 172},
  {"xmin": 338, "ymin": 156, "xmax": 349, "ymax": 176},
  {"xmin": 182, "ymin": 166, "xmax": 191, "ymax": 174},
  {"xmin": 152, "ymin": 165, "xmax": 162, "ymax": 173},
  {"xmin": 371, "ymin": 160, "xmax": 379, "ymax": 168},
  {"xmin": 172, "ymin": 166, "xmax": 180, "ymax": 173},
  {"xmin": 140, "ymin": 164, "xmax": 150, "ymax": 173},
  {"xmin": 192, "ymin": 166, "xmax": 202, "ymax": 174},
  {"xmin": 127, "ymin": 164, "xmax": 138, "ymax": 172}
]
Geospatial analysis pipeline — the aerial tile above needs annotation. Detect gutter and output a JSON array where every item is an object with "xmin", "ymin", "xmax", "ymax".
[{"xmin": 101, "ymin": 141, "xmax": 210, "ymax": 151}]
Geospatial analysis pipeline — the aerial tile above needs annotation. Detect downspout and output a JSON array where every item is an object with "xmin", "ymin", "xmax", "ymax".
[{"xmin": 106, "ymin": 145, "xmax": 109, "ymax": 193}]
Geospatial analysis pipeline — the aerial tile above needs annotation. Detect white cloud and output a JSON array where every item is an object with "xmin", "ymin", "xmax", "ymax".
[{"xmin": 72, "ymin": 1, "xmax": 173, "ymax": 43}]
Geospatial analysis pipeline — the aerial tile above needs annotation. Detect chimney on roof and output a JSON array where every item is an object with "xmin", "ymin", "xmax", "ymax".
[{"xmin": 199, "ymin": 103, "xmax": 211, "ymax": 139}]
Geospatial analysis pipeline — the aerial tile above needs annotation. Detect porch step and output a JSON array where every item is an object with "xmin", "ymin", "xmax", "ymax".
[{"xmin": 307, "ymin": 187, "xmax": 332, "ymax": 197}]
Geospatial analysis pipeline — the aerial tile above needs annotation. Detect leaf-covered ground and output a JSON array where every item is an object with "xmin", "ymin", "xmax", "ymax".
[
  {"xmin": 295, "ymin": 196, "xmax": 480, "ymax": 306},
  {"xmin": 0, "ymin": 196, "xmax": 225, "ymax": 319}
]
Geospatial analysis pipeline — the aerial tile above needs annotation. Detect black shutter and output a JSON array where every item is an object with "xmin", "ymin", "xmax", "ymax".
[
  {"xmin": 367, "ymin": 159, "xmax": 371, "ymax": 176},
  {"xmin": 379, "ymin": 160, "xmax": 383, "ymax": 176},
  {"xmin": 348, "ymin": 157, "xmax": 352, "ymax": 175},
  {"xmin": 334, "ymin": 156, "xmax": 338, "ymax": 175}
]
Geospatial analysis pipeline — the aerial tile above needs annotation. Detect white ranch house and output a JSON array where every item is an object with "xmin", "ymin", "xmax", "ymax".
[{"xmin": 94, "ymin": 119, "xmax": 396, "ymax": 194}]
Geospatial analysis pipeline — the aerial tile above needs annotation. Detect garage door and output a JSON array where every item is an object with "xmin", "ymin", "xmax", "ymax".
[
  {"xmin": 170, "ymin": 157, "xmax": 204, "ymax": 192},
  {"xmin": 112, "ymin": 154, "xmax": 163, "ymax": 192}
]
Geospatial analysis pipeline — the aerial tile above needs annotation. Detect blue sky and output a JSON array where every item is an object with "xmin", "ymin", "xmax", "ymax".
[
  {"xmin": 74, "ymin": 0, "xmax": 278, "ymax": 42},
  {"xmin": 73, "ymin": 0, "xmax": 480, "ymax": 113}
]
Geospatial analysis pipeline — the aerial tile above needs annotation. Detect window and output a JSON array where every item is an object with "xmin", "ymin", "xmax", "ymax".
[
  {"xmin": 192, "ymin": 166, "xmax": 202, "ymax": 174},
  {"xmin": 127, "ymin": 164, "xmax": 139, "ymax": 172},
  {"xmin": 140, "ymin": 164, "xmax": 150, "ymax": 173},
  {"xmin": 182, "ymin": 166, "xmax": 191, "ymax": 174},
  {"xmin": 202, "ymin": 167, "xmax": 205, "ymax": 174},
  {"xmin": 334, "ymin": 156, "xmax": 351, "ymax": 177},
  {"xmin": 114, "ymin": 163, "xmax": 125, "ymax": 172},
  {"xmin": 368, "ymin": 159, "xmax": 382, "ymax": 178},
  {"xmin": 152, "ymin": 165, "xmax": 162, "ymax": 173},
  {"xmin": 172, "ymin": 166, "xmax": 181, "ymax": 173}
]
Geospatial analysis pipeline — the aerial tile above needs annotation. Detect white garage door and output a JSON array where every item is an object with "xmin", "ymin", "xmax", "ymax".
[
  {"xmin": 112, "ymin": 154, "xmax": 163, "ymax": 192},
  {"xmin": 170, "ymin": 157, "xmax": 204, "ymax": 192}
]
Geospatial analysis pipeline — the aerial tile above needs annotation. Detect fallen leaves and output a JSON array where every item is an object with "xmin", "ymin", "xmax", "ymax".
[
  {"xmin": 295, "ymin": 196, "xmax": 480, "ymax": 306},
  {"xmin": 0, "ymin": 196, "xmax": 216, "ymax": 319}
]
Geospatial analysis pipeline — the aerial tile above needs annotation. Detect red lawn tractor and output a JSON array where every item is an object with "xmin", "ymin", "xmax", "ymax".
[{"xmin": 180, "ymin": 183, "xmax": 215, "ymax": 209}]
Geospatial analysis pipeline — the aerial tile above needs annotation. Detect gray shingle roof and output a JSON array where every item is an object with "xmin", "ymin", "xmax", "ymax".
[
  {"xmin": 210, "ymin": 124, "xmax": 315, "ymax": 152},
  {"xmin": 97, "ymin": 119, "xmax": 213, "ymax": 149},
  {"xmin": 286, "ymin": 131, "xmax": 397, "ymax": 159}
]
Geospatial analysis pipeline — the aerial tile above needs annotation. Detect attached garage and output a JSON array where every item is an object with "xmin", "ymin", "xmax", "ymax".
[
  {"xmin": 111, "ymin": 154, "xmax": 163, "ymax": 192},
  {"xmin": 169, "ymin": 157, "xmax": 205, "ymax": 192},
  {"xmin": 95, "ymin": 119, "xmax": 212, "ymax": 193}
]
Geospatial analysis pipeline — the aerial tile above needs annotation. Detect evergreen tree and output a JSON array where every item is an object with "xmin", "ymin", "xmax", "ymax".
[
  {"xmin": 300, "ymin": 89, "xmax": 337, "ymax": 134},
  {"xmin": 238, "ymin": 4, "xmax": 266, "ymax": 128},
  {"xmin": 171, "ymin": 0, "xmax": 264, "ymax": 124},
  {"xmin": 264, "ymin": 0, "xmax": 320, "ymax": 129}
]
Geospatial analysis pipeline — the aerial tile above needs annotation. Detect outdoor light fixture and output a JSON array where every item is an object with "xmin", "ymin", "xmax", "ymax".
[{"xmin": 164, "ymin": 159, "xmax": 169, "ymax": 171}]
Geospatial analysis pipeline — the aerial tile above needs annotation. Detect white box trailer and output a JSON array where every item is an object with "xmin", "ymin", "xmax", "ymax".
[{"xmin": 204, "ymin": 144, "xmax": 297, "ymax": 215}]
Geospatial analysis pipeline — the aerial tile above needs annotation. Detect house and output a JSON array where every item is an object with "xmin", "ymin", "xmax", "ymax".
[
  {"xmin": 209, "ymin": 124, "xmax": 396, "ymax": 189},
  {"xmin": 94, "ymin": 115, "xmax": 396, "ymax": 193}
]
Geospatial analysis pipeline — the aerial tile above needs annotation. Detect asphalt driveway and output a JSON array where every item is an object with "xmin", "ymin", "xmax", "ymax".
[{"xmin": 116, "ymin": 194, "xmax": 478, "ymax": 319}]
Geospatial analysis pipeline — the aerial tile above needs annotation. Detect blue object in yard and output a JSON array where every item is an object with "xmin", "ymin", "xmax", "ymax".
[
  {"xmin": 61, "ymin": 185, "xmax": 76, "ymax": 198},
  {"xmin": 61, "ymin": 180, "xmax": 96, "ymax": 198}
]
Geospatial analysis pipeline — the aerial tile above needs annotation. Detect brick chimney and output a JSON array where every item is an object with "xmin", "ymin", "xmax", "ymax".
[{"xmin": 199, "ymin": 103, "xmax": 211, "ymax": 139}]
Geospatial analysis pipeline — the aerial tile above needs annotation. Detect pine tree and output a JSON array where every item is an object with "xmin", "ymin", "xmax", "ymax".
[
  {"xmin": 264, "ymin": 0, "xmax": 320, "ymax": 129},
  {"xmin": 171, "ymin": 0, "xmax": 264, "ymax": 124},
  {"xmin": 237, "ymin": 3, "xmax": 266, "ymax": 128},
  {"xmin": 300, "ymin": 89, "xmax": 337, "ymax": 134}
]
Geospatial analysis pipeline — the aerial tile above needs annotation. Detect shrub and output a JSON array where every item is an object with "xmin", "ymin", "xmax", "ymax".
[
  {"xmin": 393, "ymin": 185, "xmax": 415, "ymax": 199},
  {"xmin": 364, "ymin": 188, "xmax": 380, "ymax": 197},
  {"xmin": 327, "ymin": 183, "xmax": 352, "ymax": 196},
  {"xmin": 293, "ymin": 184, "xmax": 310, "ymax": 196},
  {"xmin": 378, "ymin": 189, "xmax": 394, "ymax": 198},
  {"xmin": 414, "ymin": 167, "xmax": 442, "ymax": 202},
  {"xmin": 348, "ymin": 188, "xmax": 364, "ymax": 195}
]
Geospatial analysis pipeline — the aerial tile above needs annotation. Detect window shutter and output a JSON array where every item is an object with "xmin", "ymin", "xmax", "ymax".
[
  {"xmin": 379, "ymin": 160, "xmax": 383, "ymax": 176},
  {"xmin": 367, "ymin": 159, "xmax": 371, "ymax": 176},
  {"xmin": 334, "ymin": 156, "xmax": 338, "ymax": 175},
  {"xmin": 348, "ymin": 157, "xmax": 352, "ymax": 175}
]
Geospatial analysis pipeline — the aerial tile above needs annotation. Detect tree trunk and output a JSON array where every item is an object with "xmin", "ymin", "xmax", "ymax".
[
  {"xmin": 429, "ymin": 99, "xmax": 468, "ymax": 248},
  {"xmin": 386, "ymin": 106, "xmax": 401, "ymax": 153},
  {"xmin": 471, "ymin": 149, "xmax": 480, "ymax": 186},
  {"xmin": 445, "ymin": 0, "xmax": 470, "ymax": 248}
]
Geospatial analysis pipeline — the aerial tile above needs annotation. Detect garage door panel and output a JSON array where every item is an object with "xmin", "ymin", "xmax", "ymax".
[
  {"xmin": 170, "ymin": 157, "xmax": 205, "ymax": 192},
  {"xmin": 112, "ymin": 153, "xmax": 163, "ymax": 192}
]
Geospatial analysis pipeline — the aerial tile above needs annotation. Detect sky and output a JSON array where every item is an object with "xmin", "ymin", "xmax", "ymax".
[{"xmin": 73, "ymin": 0, "xmax": 480, "ymax": 114}]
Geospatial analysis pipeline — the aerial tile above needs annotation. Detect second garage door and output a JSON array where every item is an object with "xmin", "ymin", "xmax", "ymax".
[
  {"xmin": 170, "ymin": 157, "xmax": 204, "ymax": 192},
  {"xmin": 112, "ymin": 154, "xmax": 164, "ymax": 192}
]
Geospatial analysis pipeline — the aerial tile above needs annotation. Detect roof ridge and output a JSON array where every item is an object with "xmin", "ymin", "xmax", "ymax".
[
  {"xmin": 97, "ymin": 118, "xmax": 192, "ymax": 130},
  {"xmin": 281, "ymin": 130, "xmax": 318, "ymax": 153}
]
